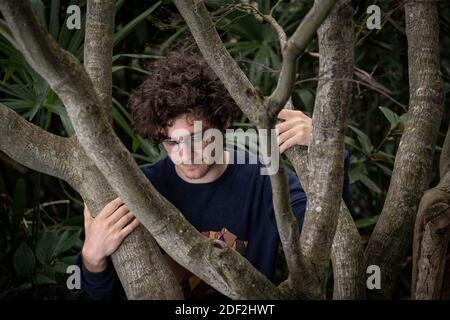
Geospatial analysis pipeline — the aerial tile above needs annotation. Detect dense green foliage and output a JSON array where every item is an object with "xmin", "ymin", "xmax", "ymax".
[{"xmin": 0, "ymin": 0, "xmax": 449, "ymax": 299}]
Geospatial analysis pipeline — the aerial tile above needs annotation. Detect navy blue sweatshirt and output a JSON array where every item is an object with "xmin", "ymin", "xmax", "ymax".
[{"xmin": 75, "ymin": 148, "xmax": 352, "ymax": 299}]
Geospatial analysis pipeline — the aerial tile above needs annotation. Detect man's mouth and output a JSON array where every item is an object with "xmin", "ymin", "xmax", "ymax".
[{"xmin": 181, "ymin": 163, "xmax": 200, "ymax": 169}]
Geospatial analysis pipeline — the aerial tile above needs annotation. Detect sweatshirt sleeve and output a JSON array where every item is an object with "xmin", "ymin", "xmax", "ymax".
[{"xmin": 74, "ymin": 252, "xmax": 126, "ymax": 300}]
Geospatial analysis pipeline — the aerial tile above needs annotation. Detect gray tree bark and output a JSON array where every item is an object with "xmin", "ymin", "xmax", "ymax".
[
  {"xmin": 412, "ymin": 124, "xmax": 450, "ymax": 299},
  {"xmin": 298, "ymin": 0, "xmax": 354, "ymax": 299},
  {"xmin": 84, "ymin": 0, "xmax": 114, "ymax": 121},
  {"xmin": 365, "ymin": 0, "xmax": 445, "ymax": 299}
]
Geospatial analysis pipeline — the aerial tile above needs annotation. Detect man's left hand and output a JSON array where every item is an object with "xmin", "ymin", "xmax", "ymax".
[{"xmin": 276, "ymin": 109, "xmax": 312, "ymax": 153}]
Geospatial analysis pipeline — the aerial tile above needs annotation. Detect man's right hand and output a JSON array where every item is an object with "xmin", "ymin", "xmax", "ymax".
[{"xmin": 81, "ymin": 198, "xmax": 140, "ymax": 273}]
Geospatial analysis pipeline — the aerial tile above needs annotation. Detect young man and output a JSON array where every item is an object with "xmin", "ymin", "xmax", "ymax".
[{"xmin": 76, "ymin": 51, "xmax": 352, "ymax": 300}]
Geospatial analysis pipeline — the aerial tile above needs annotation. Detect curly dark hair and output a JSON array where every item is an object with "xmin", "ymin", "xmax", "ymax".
[{"xmin": 128, "ymin": 51, "xmax": 240, "ymax": 144}]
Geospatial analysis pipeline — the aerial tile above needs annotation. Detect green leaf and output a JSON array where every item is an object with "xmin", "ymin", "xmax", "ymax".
[
  {"xmin": 345, "ymin": 136, "xmax": 363, "ymax": 153},
  {"xmin": 248, "ymin": 45, "xmax": 268, "ymax": 85},
  {"xmin": 54, "ymin": 229, "xmax": 82, "ymax": 256},
  {"xmin": 360, "ymin": 175, "xmax": 382, "ymax": 194},
  {"xmin": 355, "ymin": 215, "xmax": 379, "ymax": 228},
  {"xmin": 112, "ymin": 98, "xmax": 131, "ymax": 121},
  {"xmin": 62, "ymin": 214, "xmax": 84, "ymax": 227},
  {"xmin": 35, "ymin": 231, "xmax": 59, "ymax": 265},
  {"xmin": 2, "ymin": 64, "xmax": 16, "ymax": 82},
  {"xmin": 372, "ymin": 150, "xmax": 395, "ymax": 164},
  {"xmin": 296, "ymin": 89, "xmax": 314, "ymax": 112},
  {"xmin": 132, "ymin": 137, "xmax": 140, "ymax": 153},
  {"xmin": 13, "ymin": 242, "xmax": 36, "ymax": 279},
  {"xmin": 44, "ymin": 103, "xmax": 75, "ymax": 135},
  {"xmin": 374, "ymin": 162, "xmax": 393, "ymax": 176},
  {"xmin": 399, "ymin": 113, "xmax": 408, "ymax": 124},
  {"xmin": 349, "ymin": 165, "xmax": 364, "ymax": 184},
  {"xmin": 66, "ymin": 15, "xmax": 86, "ymax": 55},
  {"xmin": 0, "ymin": 81, "xmax": 31, "ymax": 99},
  {"xmin": 115, "ymin": 0, "xmax": 126, "ymax": 12},
  {"xmin": 33, "ymin": 273, "xmax": 56, "ymax": 285},
  {"xmin": 159, "ymin": 26, "xmax": 187, "ymax": 54},
  {"xmin": 113, "ymin": 2, "xmax": 161, "ymax": 46},
  {"xmin": 31, "ymin": 0, "xmax": 46, "ymax": 26},
  {"xmin": 49, "ymin": 0, "xmax": 61, "ymax": 39},
  {"xmin": 137, "ymin": 136, "xmax": 162, "ymax": 160},
  {"xmin": 379, "ymin": 106, "xmax": 398, "ymax": 130},
  {"xmin": 58, "ymin": 255, "xmax": 76, "ymax": 266},
  {"xmin": 53, "ymin": 261, "xmax": 69, "ymax": 274},
  {"xmin": 112, "ymin": 106, "xmax": 134, "ymax": 136},
  {"xmin": 348, "ymin": 125, "xmax": 373, "ymax": 156},
  {"xmin": 132, "ymin": 153, "xmax": 153, "ymax": 163}
]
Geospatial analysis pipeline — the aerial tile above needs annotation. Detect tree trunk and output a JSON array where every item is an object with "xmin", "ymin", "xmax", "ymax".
[
  {"xmin": 297, "ymin": 0, "xmax": 354, "ymax": 299},
  {"xmin": 365, "ymin": 0, "xmax": 445, "ymax": 299},
  {"xmin": 412, "ymin": 124, "xmax": 450, "ymax": 299},
  {"xmin": 412, "ymin": 174, "xmax": 450, "ymax": 299},
  {"xmin": 81, "ymin": 0, "xmax": 183, "ymax": 299}
]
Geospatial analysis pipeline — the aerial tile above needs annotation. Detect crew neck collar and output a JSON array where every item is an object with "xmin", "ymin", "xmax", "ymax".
[{"xmin": 167, "ymin": 150, "xmax": 235, "ymax": 189}]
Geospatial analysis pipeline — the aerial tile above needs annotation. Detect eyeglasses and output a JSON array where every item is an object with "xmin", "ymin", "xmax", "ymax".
[{"xmin": 160, "ymin": 130, "xmax": 212, "ymax": 154}]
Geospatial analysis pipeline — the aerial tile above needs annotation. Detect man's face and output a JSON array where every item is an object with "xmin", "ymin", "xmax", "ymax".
[{"xmin": 162, "ymin": 113, "xmax": 215, "ymax": 180}]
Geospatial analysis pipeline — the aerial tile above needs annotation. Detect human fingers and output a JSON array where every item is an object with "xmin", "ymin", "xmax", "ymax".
[
  {"xmin": 275, "ymin": 117, "xmax": 304, "ymax": 133},
  {"xmin": 277, "ymin": 109, "xmax": 306, "ymax": 121},
  {"xmin": 114, "ymin": 211, "xmax": 135, "ymax": 231},
  {"xmin": 118, "ymin": 218, "xmax": 140, "ymax": 240},
  {"xmin": 97, "ymin": 197, "xmax": 124, "ymax": 219},
  {"xmin": 278, "ymin": 127, "xmax": 297, "ymax": 146},
  {"xmin": 107, "ymin": 204, "xmax": 130, "ymax": 225},
  {"xmin": 279, "ymin": 135, "xmax": 299, "ymax": 153}
]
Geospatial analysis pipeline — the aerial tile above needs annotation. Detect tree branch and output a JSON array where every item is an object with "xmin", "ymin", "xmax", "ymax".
[
  {"xmin": 331, "ymin": 202, "xmax": 366, "ymax": 299},
  {"xmin": 236, "ymin": 1, "xmax": 287, "ymax": 48},
  {"xmin": 0, "ymin": 0, "xmax": 283, "ymax": 299},
  {"xmin": 73, "ymin": 156, "xmax": 184, "ymax": 300},
  {"xmin": 0, "ymin": 103, "xmax": 75, "ymax": 181},
  {"xmin": 0, "ymin": 18, "xmax": 18, "ymax": 48},
  {"xmin": 81, "ymin": 0, "xmax": 183, "ymax": 299},
  {"xmin": 440, "ymin": 125, "xmax": 450, "ymax": 178},
  {"xmin": 84, "ymin": 0, "xmax": 115, "ymax": 122},
  {"xmin": 267, "ymin": 0, "xmax": 337, "ymax": 115},
  {"xmin": 415, "ymin": 207, "xmax": 450, "ymax": 299},
  {"xmin": 268, "ymin": 163, "xmax": 306, "ymax": 294},
  {"xmin": 412, "ymin": 170, "xmax": 450, "ymax": 299},
  {"xmin": 173, "ymin": 0, "xmax": 265, "ymax": 124},
  {"xmin": 297, "ymin": 0, "xmax": 354, "ymax": 298},
  {"xmin": 366, "ymin": 0, "xmax": 445, "ymax": 298}
]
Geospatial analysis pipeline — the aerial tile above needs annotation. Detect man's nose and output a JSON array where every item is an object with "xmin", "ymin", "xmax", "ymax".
[
  {"xmin": 178, "ymin": 142, "xmax": 193, "ymax": 164},
  {"xmin": 178, "ymin": 141, "xmax": 203, "ymax": 164}
]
